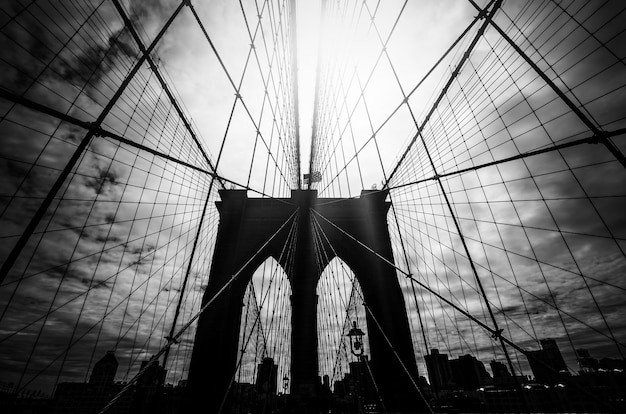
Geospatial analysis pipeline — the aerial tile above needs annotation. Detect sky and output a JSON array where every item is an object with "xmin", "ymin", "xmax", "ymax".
[{"xmin": 0, "ymin": 0, "xmax": 625, "ymax": 399}]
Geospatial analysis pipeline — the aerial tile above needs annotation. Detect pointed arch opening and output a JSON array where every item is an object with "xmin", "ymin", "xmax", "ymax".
[
  {"xmin": 316, "ymin": 257, "xmax": 369, "ymax": 388},
  {"xmin": 235, "ymin": 257, "xmax": 292, "ymax": 395}
]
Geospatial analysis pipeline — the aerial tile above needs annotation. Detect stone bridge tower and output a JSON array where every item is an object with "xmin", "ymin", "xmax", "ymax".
[{"xmin": 185, "ymin": 189, "xmax": 423, "ymax": 412}]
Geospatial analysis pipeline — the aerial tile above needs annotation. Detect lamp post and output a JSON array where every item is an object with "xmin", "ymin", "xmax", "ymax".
[
  {"xmin": 346, "ymin": 321, "xmax": 365, "ymax": 357},
  {"xmin": 346, "ymin": 321, "xmax": 367, "ymax": 411}
]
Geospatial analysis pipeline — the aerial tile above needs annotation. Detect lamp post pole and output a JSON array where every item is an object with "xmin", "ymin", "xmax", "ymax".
[{"xmin": 347, "ymin": 321, "xmax": 367, "ymax": 413}]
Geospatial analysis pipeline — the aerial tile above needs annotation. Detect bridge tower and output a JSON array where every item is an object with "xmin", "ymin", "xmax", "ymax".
[{"xmin": 185, "ymin": 189, "xmax": 424, "ymax": 412}]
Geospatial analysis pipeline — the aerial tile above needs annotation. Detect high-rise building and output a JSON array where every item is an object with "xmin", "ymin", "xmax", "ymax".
[
  {"xmin": 449, "ymin": 354, "xmax": 492, "ymax": 391},
  {"xmin": 424, "ymin": 349, "xmax": 453, "ymax": 393},
  {"xmin": 89, "ymin": 350, "xmax": 118, "ymax": 387},
  {"xmin": 576, "ymin": 349, "xmax": 599, "ymax": 372},
  {"xmin": 490, "ymin": 360, "xmax": 510, "ymax": 378},
  {"xmin": 256, "ymin": 357, "xmax": 278, "ymax": 395},
  {"xmin": 137, "ymin": 357, "xmax": 167, "ymax": 387},
  {"xmin": 526, "ymin": 338, "xmax": 569, "ymax": 384},
  {"xmin": 52, "ymin": 351, "xmax": 132, "ymax": 414}
]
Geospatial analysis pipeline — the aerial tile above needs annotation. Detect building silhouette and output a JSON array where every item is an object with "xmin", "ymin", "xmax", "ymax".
[
  {"xmin": 526, "ymin": 338, "xmax": 569, "ymax": 385},
  {"xmin": 449, "ymin": 354, "xmax": 492, "ymax": 391},
  {"xmin": 90, "ymin": 351, "xmax": 119, "ymax": 387},
  {"xmin": 424, "ymin": 349, "xmax": 453, "ymax": 393},
  {"xmin": 51, "ymin": 351, "xmax": 132, "ymax": 414},
  {"xmin": 255, "ymin": 357, "xmax": 278, "ymax": 395}
]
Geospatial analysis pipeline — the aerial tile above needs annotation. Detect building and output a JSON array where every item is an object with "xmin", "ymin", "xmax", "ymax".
[
  {"xmin": 490, "ymin": 360, "xmax": 510, "ymax": 378},
  {"xmin": 90, "ymin": 351, "xmax": 119, "ymax": 387},
  {"xmin": 255, "ymin": 357, "xmax": 278, "ymax": 395},
  {"xmin": 526, "ymin": 339, "xmax": 569, "ymax": 385},
  {"xmin": 51, "ymin": 351, "xmax": 132, "ymax": 414},
  {"xmin": 424, "ymin": 349, "xmax": 453, "ymax": 393},
  {"xmin": 449, "ymin": 354, "xmax": 492, "ymax": 391}
]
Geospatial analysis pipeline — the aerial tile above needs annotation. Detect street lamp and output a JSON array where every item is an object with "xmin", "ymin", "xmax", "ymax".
[{"xmin": 346, "ymin": 321, "xmax": 365, "ymax": 357}]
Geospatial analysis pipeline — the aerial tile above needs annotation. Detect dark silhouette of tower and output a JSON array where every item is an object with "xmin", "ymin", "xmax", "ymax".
[
  {"xmin": 449, "ymin": 354, "xmax": 492, "ymax": 391},
  {"xmin": 185, "ymin": 189, "xmax": 423, "ymax": 412},
  {"xmin": 256, "ymin": 357, "xmax": 278, "ymax": 395},
  {"xmin": 89, "ymin": 350, "xmax": 118, "ymax": 387},
  {"xmin": 52, "ymin": 351, "xmax": 132, "ymax": 414},
  {"xmin": 424, "ymin": 349, "xmax": 453, "ymax": 393},
  {"xmin": 490, "ymin": 360, "xmax": 510, "ymax": 378},
  {"xmin": 527, "ymin": 338, "xmax": 569, "ymax": 385}
]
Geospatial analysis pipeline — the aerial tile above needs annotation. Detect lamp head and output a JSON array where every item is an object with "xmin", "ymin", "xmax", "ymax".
[{"xmin": 346, "ymin": 321, "xmax": 365, "ymax": 356}]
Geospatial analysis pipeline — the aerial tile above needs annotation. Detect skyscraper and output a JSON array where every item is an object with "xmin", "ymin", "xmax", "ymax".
[
  {"xmin": 449, "ymin": 354, "xmax": 492, "ymax": 391},
  {"xmin": 256, "ymin": 357, "xmax": 278, "ymax": 395},
  {"xmin": 424, "ymin": 349, "xmax": 453, "ymax": 393},
  {"xmin": 526, "ymin": 339, "xmax": 569, "ymax": 385},
  {"xmin": 89, "ymin": 350, "xmax": 118, "ymax": 387}
]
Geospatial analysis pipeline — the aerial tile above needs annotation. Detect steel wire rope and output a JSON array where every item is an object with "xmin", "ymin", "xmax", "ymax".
[
  {"xmin": 122, "ymin": 161, "xmax": 195, "ymax": 380},
  {"xmin": 453, "ymin": 17, "xmax": 609, "ymax": 363},
  {"xmin": 469, "ymin": 1, "xmax": 626, "ymax": 170},
  {"xmin": 0, "ymin": 0, "xmax": 111, "ymax": 219},
  {"xmin": 112, "ymin": 0, "xmax": 221, "ymax": 179},
  {"xmin": 250, "ymin": 0, "xmax": 300, "ymax": 192},
  {"xmin": 451, "ymin": 68, "xmax": 542, "ymax": 351},
  {"xmin": 0, "ymin": 121, "xmax": 135, "ymax": 319},
  {"xmin": 313, "ymin": 1, "xmax": 390, "ymax": 194},
  {"xmin": 389, "ymin": 201, "xmax": 626, "ymax": 349},
  {"xmin": 0, "ymin": 0, "xmax": 36, "ymax": 32},
  {"xmin": 423, "ymin": 100, "xmax": 494, "ymax": 358},
  {"xmin": 0, "ymin": 0, "xmax": 188, "ymax": 290},
  {"xmin": 0, "ymin": 87, "xmax": 294, "ymax": 202},
  {"xmin": 386, "ymin": 193, "xmax": 433, "ymax": 358},
  {"xmin": 187, "ymin": 2, "xmax": 296, "ymax": 192},
  {"xmin": 240, "ymin": 0, "xmax": 298, "ymax": 192},
  {"xmin": 0, "ymin": 7, "xmax": 133, "ymax": 221},
  {"xmin": 441, "ymin": 73, "xmax": 526, "ymax": 364},
  {"xmin": 60, "ymin": 82, "xmax": 168, "ymax": 384},
  {"xmin": 393, "ymin": 182, "xmax": 489, "ymax": 358},
  {"xmin": 0, "ymin": 201, "xmax": 211, "ymax": 357},
  {"xmin": 477, "ymin": 30, "xmax": 626, "ymax": 358},
  {"xmin": 315, "ymin": 6, "xmax": 485, "ymax": 192},
  {"xmin": 497, "ymin": 1, "xmax": 613, "ymax": 129},
  {"xmin": 309, "ymin": 0, "xmax": 370, "ymax": 192},
  {"xmin": 550, "ymin": 0, "xmax": 625, "ymax": 68},
  {"xmin": 11, "ymin": 217, "xmax": 208, "ymax": 394},
  {"xmin": 0, "ymin": 198, "xmax": 214, "ymax": 326},
  {"xmin": 8, "ymin": 133, "xmax": 113, "ymax": 390},
  {"xmin": 127, "ymin": 91, "xmax": 217, "ymax": 379},
  {"xmin": 1, "ymin": 0, "xmax": 133, "ymax": 112}
]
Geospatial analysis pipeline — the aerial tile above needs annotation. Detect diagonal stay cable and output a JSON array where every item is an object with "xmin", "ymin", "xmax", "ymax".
[
  {"xmin": 465, "ymin": 0, "xmax": 626, "ymax": 170},
  {"xmin": 387, "ymin": 127, "xmax": 626, "ymax": 191},
  {"xmin": 317, "ymin": 1, "xmax": 487, "ymax": 192}
]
